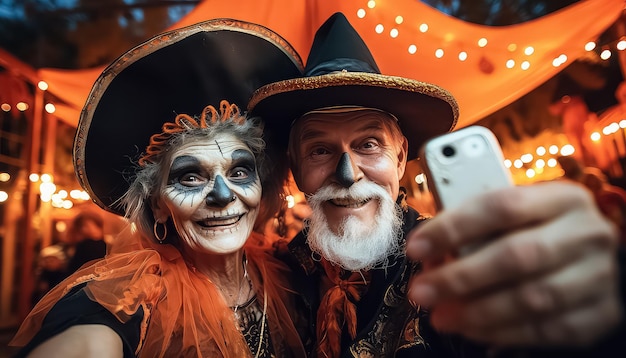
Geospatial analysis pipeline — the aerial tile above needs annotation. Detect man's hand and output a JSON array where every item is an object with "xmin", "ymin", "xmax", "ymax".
[{"xmin": 406, "ymin": 181, "xmax": 622, "ymax": 347}]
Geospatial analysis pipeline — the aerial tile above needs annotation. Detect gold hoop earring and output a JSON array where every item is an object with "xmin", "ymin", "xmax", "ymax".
[{"xmin": 153, "ymin": 221, "xmax": 167, "ymax": 244}]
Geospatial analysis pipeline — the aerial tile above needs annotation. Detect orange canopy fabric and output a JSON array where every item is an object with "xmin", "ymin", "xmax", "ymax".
[{"xmin": 32, "ymin": 0, "xmax": 624, "ymax": 128}]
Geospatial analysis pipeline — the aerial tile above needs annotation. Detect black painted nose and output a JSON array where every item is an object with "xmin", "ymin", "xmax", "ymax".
[
  {"xmin": 335, "ymin": 152, "xmax": 356, "ymax": 188},
  {"xmin": 205, "ymin": 175, "xmax": 235, "ymax": 207}
]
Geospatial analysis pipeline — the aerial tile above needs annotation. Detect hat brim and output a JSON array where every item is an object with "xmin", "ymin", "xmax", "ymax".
[
  {"xmin": 248, "ymin": 72, "xmax": 458, "ymax": 160},
  {"xmin": 74, "ymin": 19, "xmax": 303, "ymax": 215}
]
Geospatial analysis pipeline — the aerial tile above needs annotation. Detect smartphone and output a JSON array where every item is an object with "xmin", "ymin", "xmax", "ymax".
[
  {"xmin": 419, "ymin": 125, "xmax": 514, "ymax": 212},
  {"xmin": 419, "ymin": 126, "xmax": 514, "ymax": 255}
]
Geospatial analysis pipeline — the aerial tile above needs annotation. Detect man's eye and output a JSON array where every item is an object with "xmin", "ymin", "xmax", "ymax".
[
  {"xmin": 310, "ymin": 147, "xmax": 330, "ymax": 157},
  {"xmin": 360, "ymin": 139, "xmax": 379, "ymax": 150}
]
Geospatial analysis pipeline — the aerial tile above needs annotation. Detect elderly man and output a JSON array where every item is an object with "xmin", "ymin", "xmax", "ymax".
[{"xmin": 250, "ymin": 12, "xmax": 624, "ymax": 358}]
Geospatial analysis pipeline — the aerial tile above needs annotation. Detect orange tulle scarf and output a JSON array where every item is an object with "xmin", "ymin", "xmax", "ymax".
[
  {"xmin": 316, "ymin": 259, "xmax": 370, "ymax": 358},
  {"xmin": 11, "ymin": 231, "xmax": 305, "ymax": 357}
]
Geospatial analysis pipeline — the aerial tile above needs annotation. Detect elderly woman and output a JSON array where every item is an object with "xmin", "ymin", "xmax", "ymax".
[{"xmin": 11, "ymin": 19, "xmax": 307, "ymax": 357}]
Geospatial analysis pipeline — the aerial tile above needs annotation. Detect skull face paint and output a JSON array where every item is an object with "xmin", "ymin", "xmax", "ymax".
[{"xmin": 156, "ymin": 133, "xmax": 261, "ymax": 254}]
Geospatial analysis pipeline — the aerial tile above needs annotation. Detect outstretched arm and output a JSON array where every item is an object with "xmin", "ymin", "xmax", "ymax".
[{"xmin": 406, "ymin": 181, "xmax": 623, "ymax": 348}]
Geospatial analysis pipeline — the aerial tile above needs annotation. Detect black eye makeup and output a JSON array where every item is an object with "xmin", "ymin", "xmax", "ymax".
[
  {"xmin": 167, "ymin": 156, "xmax": 206, "ymax": 188},
  {"xmin": 230, "ymin": 149, "xmax": 258, "ymax": 187}
]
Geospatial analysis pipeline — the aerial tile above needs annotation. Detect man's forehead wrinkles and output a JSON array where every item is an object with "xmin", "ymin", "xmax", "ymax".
[{"xmin": 298, "ymin": 118, "xmax": 387, "ymax": 143}]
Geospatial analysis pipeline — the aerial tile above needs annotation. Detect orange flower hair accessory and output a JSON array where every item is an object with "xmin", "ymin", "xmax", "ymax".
[{"xmin": 139, "ymin": 100, "xmax": 245, "ymax": 166}]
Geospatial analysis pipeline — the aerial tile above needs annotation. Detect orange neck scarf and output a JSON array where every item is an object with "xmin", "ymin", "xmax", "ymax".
[{"xmin": 316, "ymin": 259, "xmax": 370, "ymax": 358}]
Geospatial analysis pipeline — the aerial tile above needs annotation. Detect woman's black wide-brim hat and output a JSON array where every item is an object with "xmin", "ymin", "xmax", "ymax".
[
  {"xmin": 248, "ymin": 12, "xmax": 459, "ymax": 160},
  {"xmin": 74, "ymin": 19, "xmax": 304, "ymax": 216}
]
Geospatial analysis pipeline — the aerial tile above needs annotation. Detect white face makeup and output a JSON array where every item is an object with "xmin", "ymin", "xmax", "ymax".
[{"xmin": 156, "ymin": 133, "xmax": 261, "ymax": 255}]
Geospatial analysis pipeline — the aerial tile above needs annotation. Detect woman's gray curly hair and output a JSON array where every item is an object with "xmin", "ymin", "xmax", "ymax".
[{"xmin": 120, "ymin": 100, "xmax": 286, "ymax": 243}]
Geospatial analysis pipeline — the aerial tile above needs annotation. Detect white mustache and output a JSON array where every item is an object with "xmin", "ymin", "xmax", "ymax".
[
  {"xmin": 306, "ymin": 179, "xmax": 403, "ymax": 271},
  {"xmin": 307, "ymin": 180, "xmax": 385, "ymax": 203}
]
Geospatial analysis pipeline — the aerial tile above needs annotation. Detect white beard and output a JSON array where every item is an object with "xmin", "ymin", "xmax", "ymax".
[{"xmin": 305, "ymin": 180, "xmax": 403, "ymax": 271}]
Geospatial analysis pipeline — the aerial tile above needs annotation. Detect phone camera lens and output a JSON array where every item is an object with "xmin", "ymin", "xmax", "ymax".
[{"xmin": 442, "ymin": 145, "xmax": 456, "ymax": 157}]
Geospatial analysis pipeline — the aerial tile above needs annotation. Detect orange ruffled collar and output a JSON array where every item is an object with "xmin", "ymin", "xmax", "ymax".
[{"xmin": 12, "ymin": 231, "xmax": 305, "ymax": 358}]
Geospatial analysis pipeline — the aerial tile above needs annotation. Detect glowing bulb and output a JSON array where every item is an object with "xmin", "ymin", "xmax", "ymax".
[
  {"xmin": 375, "ymin": 24, "xmax": 384, "ymax": 34},
  {"xmin": 618, "ymin": 40, "xmax": 626, "ymax": 51},
  {"xmin": 62, "ymin": 200, "xmax": 73, "ymax": 209},
  {"xmin": 435, "ymin": 49, "xmax": 444, "ymax": 58},
  {"xmin": 16, "ymin": 102, "xmax": 28, "ymax": 111},
  {"xmin": 0, "ymin": 172, "xmax": 10, "ymax": 182},
  {"xmin": 620, "ymin": 120, "xmax": 626, "ymax": 128},
  {"xmin": 1, "ymin": 103, "xmax": 9, "ymax": 112},
  {"xmin": 395, "ymin": 16, "xmax": 403, "ymax": 24},
  {"xmin": 600, "ymin": 49, "xmax": 611, "ymax": 60},
  {"xmin": 536, "ymin": 146, "xmax": 546, "ymax": 156},
  {"xmin": 0, "ymin": 191, "xmax": 8, "ymax": 202},
  {"xmin": 584, "ymin": 41, "xmax": 596, "ymax": 51},
  {"xmin": 504, "ymin": 159, "xmax": 512, "ymax": 168},
  {"xmin": 477, "ymin": 38, "xmax": 488, "ymax": 47},
  {"xmin": 506, "ymin": 59, "xmax": 515, "ymax": 68},
  {"xmin": 56, "ymin": 221, "xmax": 67, "ymax": 232},
  {"xmin": 70, "ymin": 189, "xmax": 82, "ymax": 199},
  {"xmin": 419, "ymin": 23, "xmax": 428, "ymax": 33},
  {"xmin": 526, "ymin": 169, "xmax": 536, "ymax": 178},
  {"xmin": 514, "ymin": 159, "xmax": 523, "ymax": 169},
  {"xmin": 29, "ymin": 173, "xmax": 39, "ymax": 182},
  {"xmin": 40, "ymin": 173, "xmax": 53, "ymax": 183},
  {"xmin": 38, "ymin": 81, "xmax": 48, "ymax": 91},
  {"xmin": 507, "ymin": 43, "xmax": 517, "ymax": 52},
  {"xmin": 357, "ymin": 9, "xmax": 366, "ymax": 18},
  {"xmin": 521, "ymin": 153, "xmax": 533, "ymax": 163},
  {"xmin": 408, "ymin": 44, "xmax": 417, "ymax": 54},
  {"xmin": 45, "ymin": 103, "xmax": 56, "ymax": 114},
  {"xmin": 591, "ymin": 132, "xmax": 601, "ymax": 141},
  {"xmin": 390, "ymin": 28, "xmax": 399, "ymax": 38},
  {"xmin": 39, "ymin": 182, "xmax": 56, "ymax": 197},
  {"xmin": 547, "ymin": 158, "xmax": 558, "ymax": 167},
  {"xmin": 560, "ymin": 144, "xmax": 575, "ymax": 156},
  {"xmin": 524, "ymin": 46, "xmax": 534, "ymax": 55},
  {"xmin": 549, "ymin": 145, "xmax": 559, "ymax": 155},
  {"xmin": 458, "ymin": 51, "xmax": 468, "ymax": 61},
  {"xmin": 367, "ymin": 0, "xmax": 376, "ymax": 9},
  {"xmin": 520, "ymin": 61, "xmax": 530, "ymax": 70},
  {"xmin": 536, "ymin": 159, "xmax": 546, "ymax": 168}
]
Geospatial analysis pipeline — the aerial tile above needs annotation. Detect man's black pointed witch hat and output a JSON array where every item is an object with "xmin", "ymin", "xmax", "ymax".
[{"xmin": 248, "ymin": 12, "xmax": 458, "ymax": 160}]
